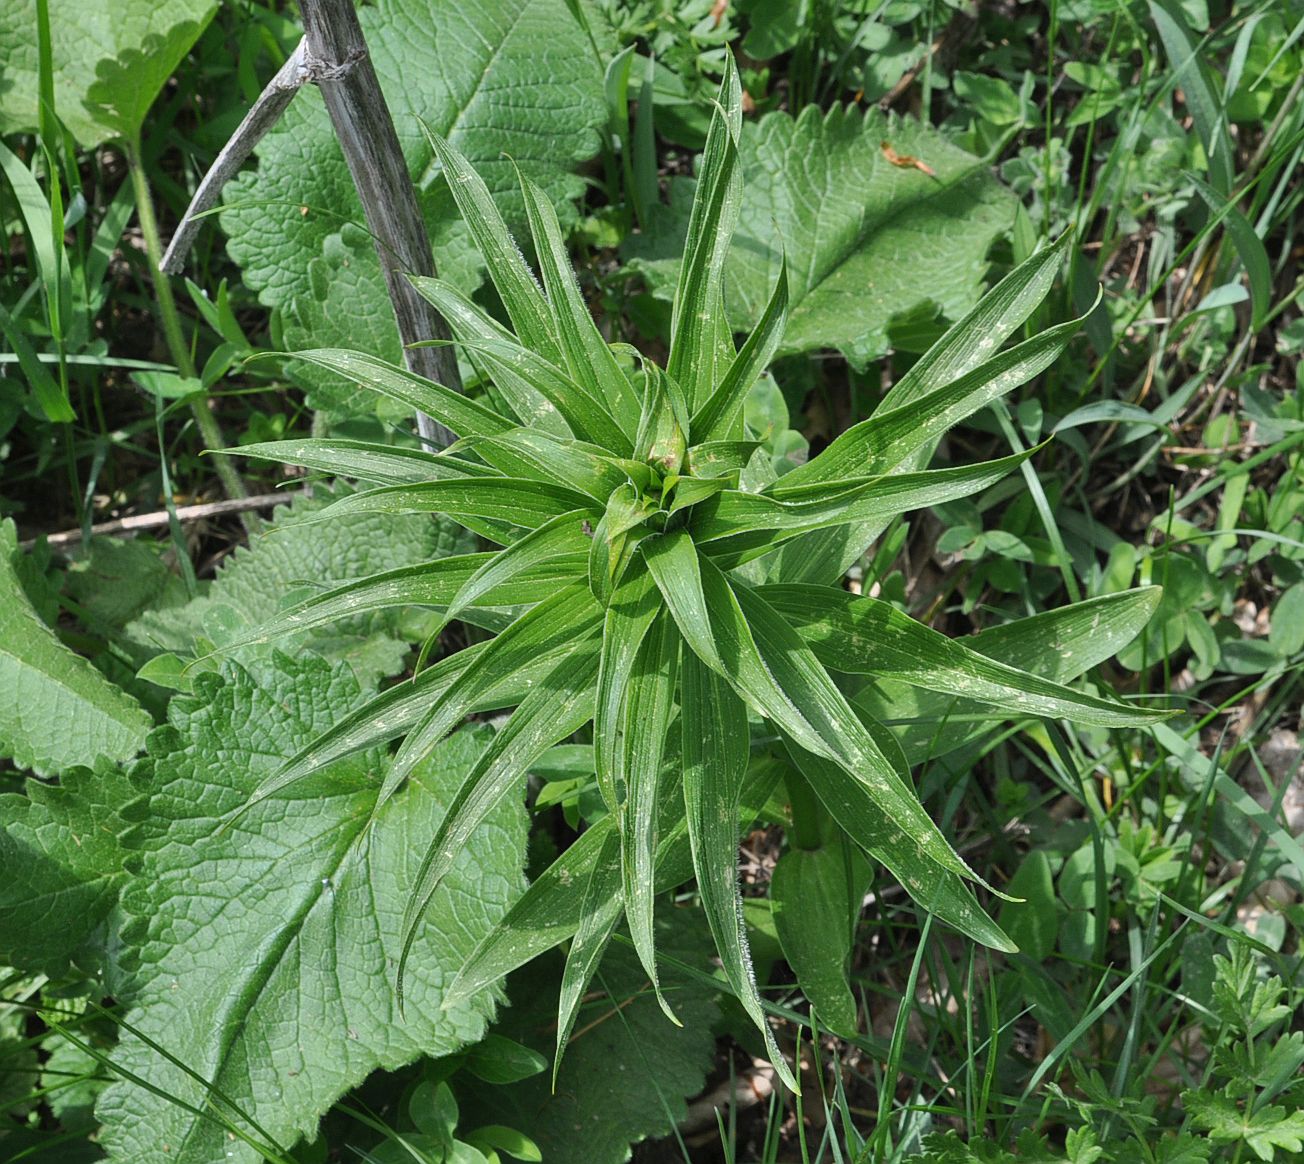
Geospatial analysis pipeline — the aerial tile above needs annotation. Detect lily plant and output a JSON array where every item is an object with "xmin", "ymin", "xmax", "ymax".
[{"xmin": 227, "ymin": 63, "xmax": 1166, "ymax": 1088}]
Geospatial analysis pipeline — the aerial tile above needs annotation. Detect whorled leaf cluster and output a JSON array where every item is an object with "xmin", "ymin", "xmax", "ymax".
[{"xmin": 228, "ymin": 64, "xmax": 1167, "ymax": 1085}]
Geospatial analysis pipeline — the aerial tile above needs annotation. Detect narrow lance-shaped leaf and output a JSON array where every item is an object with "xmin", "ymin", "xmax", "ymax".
[
  {"xmin": 382, "ymin": 584, "xmax": 602, "ymax": 808},
  {"xmin": 778, "ymin": 732, "xmax": 1016, "ymax": 952},
  {"xmin": 231, "ymin": 438, "xmax": 495, "ymax": 486},
  {"xmin": 213, "ymin": 554, "xmax": 579, "ymax": 654},
  {"xmin": 644, "ymin": 531, "xmax": 982, "ymax": 887},
  {"xmin": 691, "ymin": 256, "xmax": 790, "ymax": 443},
  {"xmin": 467, "ymin": 430, "xmax": 630, "ymax": 502},
  {"xmin": 553, "ymin": 826, "xmax": 623, "ymax": 1085},
  {"xmin": 771, "ymin": 233, "xmax": 1071, "ymax": 581},
  {"xmin": 781, "ymin": 310, "xmax": 1088, "ymax": 489},
  {"xmin": 519, "ymin": 175, "xmax": 642, "ymax": 436},
  {"xmin": 319, "ymin": 478, "xmax": 596, "ymax": 535},
  {"xmin": 618, "ymin": 610, "xmax": 682, "ymax": 1023},
  {"xmin": 694, "ymin": 448, "xmax": 1038, "ymax": 560},
  {"xmin": 434, "ymin": 512, "xmax": 594, "ymax": 642},
  {"xmin": 422, "ymin": 128, "xmax": 561, "ymax": 365},
  {"xmin": 445, "ymin": 760, "xmax": 787, "ymax": 1009},
  {"xmin": 398, "ymin": 640, "xmax": 602, "ymax": 1004},
  {"xmin": 594, "ymin": 565, "xmax": 662, "ymax": 814},
  {"xmin": 666, "ymin": 62, "xmax": 744, "ymax": 409},
  {"xmin": 882, "ymin": 232, "xmax": 1073, "ymax": 414},
  {"xmin": 760, "ymin": 585, "xmax": 1170, "ymax": 726},
  {"xmin": 255, "ymin": 349, "xmax": 513, "ymax": 441},
  {"xmin": 680, "ymin": 650, "xmax": 796, "ymax": 1089},
  {"xmin": 239, "ymin": 608, "xmax": 590, "ymax": 813},
  {"xmin": 412, "ymin": 277, "xmax": 630, "ymax": 451}
]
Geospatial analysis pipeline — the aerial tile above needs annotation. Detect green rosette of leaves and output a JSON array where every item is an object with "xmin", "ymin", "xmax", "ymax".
[{"xmin": 227, "ymin": 64, "xmax": 1168, "ymax": 1089}]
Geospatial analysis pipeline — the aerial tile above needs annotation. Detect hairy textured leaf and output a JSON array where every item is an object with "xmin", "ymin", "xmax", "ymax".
[
  {"xmin": 0, "ymin": 761, "xmax": 145, "ymax": 974},
  {"xmin": 219, "ymin": 0, "xmax": 606, "ymax": 410},
  {"xmin": 126, "ymin": 486, "xmax": 474, "ymax": 687},
  {"xmin": 97, "ymin": 654, "xmax": 528, "ymax": 1164},
  {"xmin": 628, "ymin": 105, "xmax": 1015, "ymax": 369},
  {"xmin": 0, "ymin": 0, "xmax": 217, "ymax": 145},
  {"xmin": 0, "ymin": 519, "xmax": 151, "ymax": 775}
]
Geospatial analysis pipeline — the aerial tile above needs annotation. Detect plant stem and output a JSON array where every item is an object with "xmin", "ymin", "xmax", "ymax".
[{"xmin": 126, "ymin": 141, "xmax": 255, "ymax": 532}]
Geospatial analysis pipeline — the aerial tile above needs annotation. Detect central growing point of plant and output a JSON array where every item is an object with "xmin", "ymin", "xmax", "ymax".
[{"xmin": 229, "ymin": 65, "xmax": 1166, "ymax": 1086}]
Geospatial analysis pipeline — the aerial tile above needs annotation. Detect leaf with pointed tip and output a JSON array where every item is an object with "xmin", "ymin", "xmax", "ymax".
[
  {"xmin": 519, "ymin": 176, "xmax": 641, "ymax": 435},
  {"xmin": 422, "ymin": 130, "xmax": 561, "ymax": 365},
  {"xmin": 861, "ymin": 588, "xmax": 1165, "ymax": 765},
  {"xmin": 397, "ymin": 641, "xmax": 601, "ymax": 998},
  {"xmin": 771, "ymin": 234, "xmax": 1070, "ymax": 582},
  {"xmin": 693, "ymin": 450, "xmax": 1036, "ymax": 558},
  {"xmin": 761, "ymin": 585, "xmax": 1169, "ymax": 726},
  {"xmin": 262, "ymin": 350, "xmax": 513, "ymax": 440},
  {"xmin": 781, "ymin": 312, "xmax": 1087, "ymax": 489},
  {"xmin": 219, "ymin": 0, "xmax": 605, "ymax": 409},
  {"xmin": 628, "ymin": 105, "xmax": 1017, "ymax": 372},
  {"xmin": 232, "ymin": 439, "xmax": 490, "ymax": 486},
  {"xmin": 320, "ymin": 478, "xmax": 595, "ymax": 536},
  {"xmin": 617, "ymin": 610, "xmax": 681, "ymax": 1021},
  {"xmin": 412, "ymin": 278, "xmax": 628, "ymax": 450},
  {"xmin": 778, "ymin": 734, "xmax": 1016, "ymax": 951},
  {"xmin": 445, "ymin": 759, "xmax": 786, "ymax": 1009},
  {"xmin": 468, "ymin": 431, "xmax": 629, "ymax": 502},
  {"xmin": 553, "ymin": 827, "xmax": 623, "ymax": 1085},
  {"xmin": 213, "ymin": 553, "xmax": 583, "ymax": 655},
  {"xmin": 383, "ymin": 585, "xmax": 601, "ymax": 805},
  {"xmin": 691, "ymin": 257, "xmax": 789, "ymax": 443},
  {"xmin": 645, "ymin": 532, "xmax": 981, "ymax": 889},
  {"xmin": 594, "ymin": 566, "xmax": 662, "ymax": 814},
  {"xmin": 436, "ymin": 512, "xmax": 593, "ymax": 638},
  {"xmin": 240, "ymin": 621, "xmax": 586, "ymax": 820},
  {"xmin": 666, "ymin": 64, "xmax": 744, "ymax": 409},
  {"xmin": 680, "ymin": 651, "xmax": 794, "ymax": 1088}
]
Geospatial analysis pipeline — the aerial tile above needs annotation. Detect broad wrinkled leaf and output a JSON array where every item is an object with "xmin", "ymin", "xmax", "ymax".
[
  {"xmin": 219, "ymin": 0, "xmax": 606, "ymax": 409},
  {"xmin": 127, "ymin": 486, "xmax": 474, "ymax": 689},
  {"xmin": 628, "ymin": 104, "xmax": 1016, "ymax": 370},
  {"xmin": 0, "ymin": 761, "xmax": 144, "ymax": 974},
  {"xmin": 0, "ymin": 520, "xmax": 150, "ymax": 775},
  {"xmin": 97, "ymin": 656, "xmax": 528, "ymax": 1164},
  {"xmin": 0, "ymin": 0, "xmax": 217, "ymax": 145}
]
